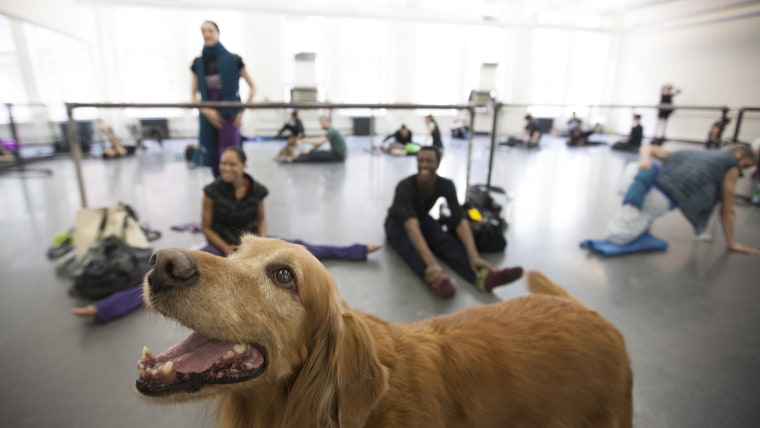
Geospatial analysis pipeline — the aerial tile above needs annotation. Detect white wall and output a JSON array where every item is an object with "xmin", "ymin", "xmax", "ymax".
[
  {"xmin": 3, "ymin": 4, "xmax": 759, "ymax": 143},
  {"xmin": 614, "ymin": 14, "xmax": 760, "ymax": 142},
  {"xmin": 0, "ymin": 0, "xmax": 96, "ymax": 42}
]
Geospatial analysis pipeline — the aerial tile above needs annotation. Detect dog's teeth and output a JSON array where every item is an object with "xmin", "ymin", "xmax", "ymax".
[
  {"xmin": 142, "ymin": 346, "xmax": 153, "ymax": 360},
  {"xmin": 223, "ymin": 350, "xmax": 235, "ymax": 360},
  {"xmin": 233, "ymin": 344, "xmax": 248, "ymax": 354},
  {"xmin": 162, "ymin": 361, "xmax": 174, "ymax": 375}
]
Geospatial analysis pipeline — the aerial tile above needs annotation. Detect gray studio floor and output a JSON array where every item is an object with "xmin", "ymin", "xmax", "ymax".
[{"xmin": 1, "ymin": 133, "xmax": 759, "ymax": 428}]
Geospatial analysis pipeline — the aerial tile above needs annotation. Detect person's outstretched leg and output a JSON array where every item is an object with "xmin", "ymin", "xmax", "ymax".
[
  {"xmin": 385, "ymin": 217, "xmax": 455, "ymax": 297},
  {"xmin": 74, "ymin": 285, "xmax": 144, "ymax": 323},
  {"xmin": 292, "ymin": 150, "xmax": 344, "ymax": 163},
  {"xmin": 384, "ymin": 218, "xmax": 428, "ymax": 280},
  {"xmin": 477, "ymin": 266, "xmax": 524, "ymax": 292},
  {"xmin": 420, "ymin": 217, "xmax": 475, "ymax": 283},
  {"xmin": 429, "ymin": 218, "xmax": 522, "ymax": 292},
  {"xmin": 285, "ymin": 239, "xmax": 373, "ymax": 261}
]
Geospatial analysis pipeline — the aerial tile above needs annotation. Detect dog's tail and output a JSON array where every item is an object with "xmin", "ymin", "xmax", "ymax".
[{"xmin": 526, "ymin": 270, "xmax": 588, "ymax": 309}]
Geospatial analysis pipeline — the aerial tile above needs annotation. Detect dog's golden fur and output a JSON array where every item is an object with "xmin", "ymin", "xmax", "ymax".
[{"xmin": 142, "ymin": 235, "xmax": 632, "ymax": 428}]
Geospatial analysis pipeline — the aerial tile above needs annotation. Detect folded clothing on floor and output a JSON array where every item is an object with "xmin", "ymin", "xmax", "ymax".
[{"xmin": 580, "ymin": 233, "xmax": 668, "ymax": 256}]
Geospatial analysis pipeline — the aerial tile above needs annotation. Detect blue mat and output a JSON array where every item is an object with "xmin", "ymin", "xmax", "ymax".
[{"xmin": 580, "ymin": 233, "xmax": 668, "ymax": 256}]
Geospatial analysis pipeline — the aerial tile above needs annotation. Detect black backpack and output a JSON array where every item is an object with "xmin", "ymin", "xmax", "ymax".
[
  {"xmin": 439, "ymin": 184, "xmax": 508, "ymax": 253},
  {"xmin": 69, "ymin": 235, "xmax": 153, "ymax": 300},
  {"xmin": 463, "ymin": 185, "xmax": 508, "ymax": 253}
]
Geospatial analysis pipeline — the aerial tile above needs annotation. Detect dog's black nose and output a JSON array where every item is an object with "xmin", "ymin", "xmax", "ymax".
[{"xmin": 148, "ymin": 249, "xmax": 198, "ymax": 292}]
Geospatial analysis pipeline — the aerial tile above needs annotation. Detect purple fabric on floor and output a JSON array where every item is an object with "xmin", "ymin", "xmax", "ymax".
[
  {"xmin": 93, "ymin": 285, "xmax": 144, "ymax": 324},
  {"xmin": 284, "ymin": 239, "xmax": 367, "ymax": 261},
  {"xmin": 170, "ymin": 222, "xmax": 202, "ymax": 233}
]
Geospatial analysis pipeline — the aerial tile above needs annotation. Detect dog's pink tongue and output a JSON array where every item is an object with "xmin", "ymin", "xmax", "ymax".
[{"xmin": 154, "ymin": 331, "xmax": 235, "ymax": 374}]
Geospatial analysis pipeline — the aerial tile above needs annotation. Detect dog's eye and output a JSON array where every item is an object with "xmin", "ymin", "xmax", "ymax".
[
  {"xmin": 226, "ymin": 246, "xmax": 239, "ymax": 257},
  {"xmin": 274, "ymin": 268, "xmax": 293, "ymax": 284},
  {"xmin": 268, "ymin": 266, "xmax": 296, "ymax": 289}
]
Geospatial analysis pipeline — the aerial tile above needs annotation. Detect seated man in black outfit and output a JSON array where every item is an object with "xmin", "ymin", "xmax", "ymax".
[{"xmin": 501, "ymin": 114, "xmax": 542, "ymax": 148}]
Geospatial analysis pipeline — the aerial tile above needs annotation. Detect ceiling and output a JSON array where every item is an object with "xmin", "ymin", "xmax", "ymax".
[{"xmin": 82, "ymin": 0, "xmax": 760, "ymax": 31}]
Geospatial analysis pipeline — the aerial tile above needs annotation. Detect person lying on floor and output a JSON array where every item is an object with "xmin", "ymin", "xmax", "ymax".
[
  {"xmin": 606, "ymin": 143, "xmax": 759, "ymax": 255},
  {"xmin": 384, "ymin": 146, "xmax": 523, "ymax": 298},
  {"xmin": 73, "ymin": 146, "xmax": 381, "ymax": 323}
]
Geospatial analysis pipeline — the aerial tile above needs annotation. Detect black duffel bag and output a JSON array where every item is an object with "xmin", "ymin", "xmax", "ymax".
[{"xmin": 69, "ymin": 235, "xmax": 153, "ymax": 300}]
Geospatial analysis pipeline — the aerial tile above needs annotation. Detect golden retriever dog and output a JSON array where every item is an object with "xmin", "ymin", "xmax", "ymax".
[{"xmin": 138, "ymin": 235, "xmax": 632, "ymax": 428}]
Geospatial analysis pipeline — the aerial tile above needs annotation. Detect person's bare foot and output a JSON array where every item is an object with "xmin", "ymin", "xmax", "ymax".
[
  {"xmin": 367, "ymin": 244, "xmax": 383, "ymax": 254},
  {"xmin": 71, "ymin": 305, "xmax": 97, "ymax": 318}
]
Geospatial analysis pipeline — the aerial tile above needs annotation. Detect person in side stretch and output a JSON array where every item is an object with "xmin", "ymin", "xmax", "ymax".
[
  {"xmin": 606, "ymin": 143, "xmax": 759, "ymax": 255},
  {"xmin": 73, "ymin": 146, "xmax": 381, "ymax": 323},
  {"xmin": 384, "ymin": 146, "xmax": 523, "ymax": 298}
]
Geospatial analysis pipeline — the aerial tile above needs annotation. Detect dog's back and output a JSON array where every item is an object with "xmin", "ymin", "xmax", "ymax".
[{"xmin": 361, "ymin": 271, "xmax": 632, "ymax": 427}]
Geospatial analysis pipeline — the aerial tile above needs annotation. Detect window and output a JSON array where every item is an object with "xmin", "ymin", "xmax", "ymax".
[
  {"xmin": 333, "ymin": 18, "xmax": 389, "ymax": 103},
  {"xmin": 411, "ymin": 23, "xmax": 463, "ymax": 105}
]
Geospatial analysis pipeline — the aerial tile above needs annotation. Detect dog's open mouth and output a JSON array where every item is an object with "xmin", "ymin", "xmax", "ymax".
[{"xmin": 136, "ymin": 331, "xmax": 266, "ymax": 396}]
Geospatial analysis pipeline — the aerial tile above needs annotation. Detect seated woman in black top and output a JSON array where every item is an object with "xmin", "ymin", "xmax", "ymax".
[
  {"xmin": 73, "ymin": 146, "xmax": 380, "ymax": 323},
  {"xmin": 384, "ymin": 146, "xmax": 523, "ymax": 298}
]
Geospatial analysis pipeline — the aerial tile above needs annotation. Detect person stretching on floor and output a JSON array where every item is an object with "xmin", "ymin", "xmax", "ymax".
[
  {"xmin": 611, "ymin": 114, "xmax": 643, "ymax": 152},
  {"xmin": 289, "ymin": 115, "xmax": 346, "ymax": 163},
  {"xmin": 382, "ymin": 124, "xmax": 419, "ymax": 156},
  {"xmin": 606, "ymin": 143, "xmax": 759, "ymax": 255},
  {"xmin": 73, "ymin": 146, "xmax": 381, "ymax": 322},
  {"xmin": 385, "ymin": 146, "xmax": 523, "ymax": 298}
]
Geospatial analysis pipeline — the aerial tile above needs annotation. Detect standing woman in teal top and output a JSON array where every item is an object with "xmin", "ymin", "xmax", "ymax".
[{"xmin": 191, "ymin": 20, "xmax": 256, "ymax": 177}]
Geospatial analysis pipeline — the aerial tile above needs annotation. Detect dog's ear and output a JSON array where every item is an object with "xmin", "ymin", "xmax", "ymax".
[
  {"xmin": 280, "ymin": 264, "xmax": 388, "ymax": 428},
  {"xmin": 334, "ymin": 308, "xmax": 390, "ymax": 427}
]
